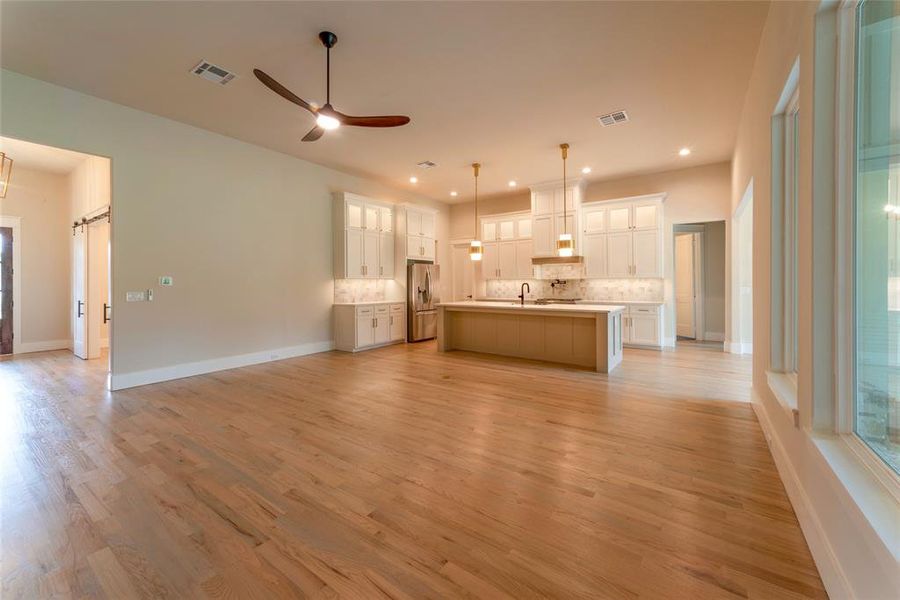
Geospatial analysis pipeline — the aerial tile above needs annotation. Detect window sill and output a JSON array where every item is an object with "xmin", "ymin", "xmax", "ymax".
[{"xmin": 767, "ymin": 370, "xmax": 800, "ymax": 427}]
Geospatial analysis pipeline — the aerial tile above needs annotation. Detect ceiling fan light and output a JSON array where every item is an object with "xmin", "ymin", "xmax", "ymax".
[{"xmin": 316, "ymin": 113, "xmax": 341, "ymax": 130}]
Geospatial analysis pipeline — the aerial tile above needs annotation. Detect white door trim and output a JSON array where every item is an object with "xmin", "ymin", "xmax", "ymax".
[{"xmin": 0, "ymin": 216, "xmax": 22, "ymax": 355}]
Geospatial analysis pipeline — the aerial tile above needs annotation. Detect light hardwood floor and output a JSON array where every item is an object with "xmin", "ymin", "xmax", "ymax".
[{"xmin": 1, "ymin": 343, "xmax": 826, "ymax": 599}]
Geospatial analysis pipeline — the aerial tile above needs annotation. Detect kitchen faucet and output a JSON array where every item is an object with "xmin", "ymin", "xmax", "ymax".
[{"xmin": 518, "ymin": 282, "xmax": 530, "ymax": 306}]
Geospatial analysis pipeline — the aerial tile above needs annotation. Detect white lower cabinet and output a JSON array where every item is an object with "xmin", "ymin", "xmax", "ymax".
[
  {"xmin": 622, "ymin": 305, "xmax": 662, "ymax": 348},
  {"xmin": 335, "ymin": 302, "xmax": 406, "ymax": 352}
]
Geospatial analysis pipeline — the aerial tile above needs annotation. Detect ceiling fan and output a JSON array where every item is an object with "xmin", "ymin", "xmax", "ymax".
[{"xmin": 254, "ymin": 31, "xmax": 411, "ymax": 142}]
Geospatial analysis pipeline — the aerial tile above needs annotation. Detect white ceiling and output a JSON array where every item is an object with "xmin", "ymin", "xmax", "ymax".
[
  {"xmin": 0, "ymin": 136, "xmax": 91, "ymax": 174},
  {"xmin": 0, "ymin": 1, "xmax": 768, "ymax": 202}
]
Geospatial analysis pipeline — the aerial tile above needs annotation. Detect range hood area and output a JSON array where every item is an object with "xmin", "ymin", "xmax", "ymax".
[{"xmin": 532, "ymin": 255, "xmax": 584, "ymax": 265}]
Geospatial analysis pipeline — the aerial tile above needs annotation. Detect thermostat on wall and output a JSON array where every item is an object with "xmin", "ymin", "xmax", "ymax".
[{"xmin": 159, "ymin": 276, "xmax": 173, "ymax": 286}]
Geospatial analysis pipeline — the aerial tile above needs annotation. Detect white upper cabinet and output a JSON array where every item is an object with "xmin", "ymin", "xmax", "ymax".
[
  {"xmin": 529, "ymin": 179, "xmax": 586, "ymax": 257},
  {"xmin": 516, "ymin": 216, "xmax": 532, "ymax": 238},
  {"xmin": 516, "ymin": 239, "xmax": 533, "ymax": 279},
  {"xmin": 482, "ymin": 221, "xmax": 497, "ymax": 241},
  {"xmin": 482, "ymin": 242, "xmax": 500, "ymax": 279},
  {"xmin": 334, "ymin": 192, "xmax": 397, "ymax": 279},
  {"xmin": 498, "ymin": 219, "xmax": 516, "ymax": 240},
  {"xmin": 405, "ymin": 206, "xmax": 438, "ymax": 260},
  {"xmin": 480, "ymin": 211, "xmax": 530, "ymax": 242},
  {"xmin": 498, "ymin": 241, "xmax": 517, "ymax": 279},
  {"xmin": 580, "ymin": 193, "xmax": 665, "ymax": 278}
]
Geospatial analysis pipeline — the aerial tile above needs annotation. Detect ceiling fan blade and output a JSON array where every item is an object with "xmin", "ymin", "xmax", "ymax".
[
  {"xmin": 301, "ymin": 126, "xmax": 325, "ymax": 142},
  {"xmin": 253, "ymin": 69, "xmax": 315, "ymax": 114},
  {"xmin": 328, "ymin": 108, "xmax": 410, "ymax": 128}
]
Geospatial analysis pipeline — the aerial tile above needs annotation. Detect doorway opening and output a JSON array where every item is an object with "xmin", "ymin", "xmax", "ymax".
[
  {"xmin": 0, "ymin": 136, "xmax": 112, "ymax": 375},
  {"xmin": 730, "ymin": 180, "xmax": 754, "ymax": 354},
  {"xmin": 673, "ymin": 220, "xmax": 726, "ymax": 349}
]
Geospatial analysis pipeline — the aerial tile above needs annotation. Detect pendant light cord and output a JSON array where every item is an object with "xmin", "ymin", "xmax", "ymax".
[
  {"xmin": 561, "ymin": 144, "xmax": 568, "ymax": 235},
  {"xmin": 472, "ymin": 163, "xmax": 480, "ymax": 239}
]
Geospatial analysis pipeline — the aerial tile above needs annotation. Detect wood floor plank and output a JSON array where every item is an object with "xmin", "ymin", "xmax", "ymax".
[{"xmin": 0, "ymin": 341, "xmax": 827, "ymax": 599}]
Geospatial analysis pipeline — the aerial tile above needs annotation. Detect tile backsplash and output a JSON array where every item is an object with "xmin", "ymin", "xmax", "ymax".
[
  {"xmin": 484, "ymin": 277, "xmax": 664, "ymax": 302},
  {"xmin": 334, "ymin": 279, "xmax": 387, "ymax": 303}
]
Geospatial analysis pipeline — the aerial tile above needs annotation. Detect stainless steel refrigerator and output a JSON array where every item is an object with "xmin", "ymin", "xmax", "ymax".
[{"xmin": 407, "ymin": 262, "xmax": 440, "ymax": 342}]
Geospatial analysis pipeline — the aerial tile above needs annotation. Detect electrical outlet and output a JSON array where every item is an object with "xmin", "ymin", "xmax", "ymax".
[{"xmin": 126, "ymin": 291, "xmax": 146, "ymax": 302}]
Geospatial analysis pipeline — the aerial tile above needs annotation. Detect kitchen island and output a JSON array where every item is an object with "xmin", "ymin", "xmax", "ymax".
[{"xmin": 437, "ymin": 301, "xmax": 626, "ymax": 373}]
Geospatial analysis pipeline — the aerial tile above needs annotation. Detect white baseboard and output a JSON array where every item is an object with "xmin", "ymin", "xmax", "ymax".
[
  {"xmin": 15, "ymin": 339, "xmax": 70, "ymax": 354},
  {"xmin": 662, "ymin": 336, "xmax": 676, "ymax": 348},
  {"xmin": 109, "ymin": 340, "xmax": 334, "ymax": 391},
  {"xmin": 750, "ymin": 389, "xmax": 853, "ymax": 600},
  {"xmin": 101, "ymin": 337, "xmax": 109, "ymax": 349},
  {"xmin": 703, "ymin": 331, "xmax": 725, "ymax": 342},
  {"xmin": 726, "ymin": 340, "xmax": 753, "ymax": 354}
]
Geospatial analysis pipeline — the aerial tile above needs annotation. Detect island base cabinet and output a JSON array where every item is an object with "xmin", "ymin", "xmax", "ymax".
[{"xmin": 335, "ymin": 303, "xmax": 406, "ymax": 352}]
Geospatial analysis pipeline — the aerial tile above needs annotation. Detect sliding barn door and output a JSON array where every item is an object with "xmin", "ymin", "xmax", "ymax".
[{"xmin": 72, "ymin": 227, "xmax": 88, "ymax": 359}]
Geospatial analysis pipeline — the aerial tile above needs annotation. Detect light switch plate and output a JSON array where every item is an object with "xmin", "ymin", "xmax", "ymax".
[
  {"xmin": 126, "ymin": 291, "xmax": 146, "ymax": 302},
  {"xmin": 159, "ymin": 276, "xmax": 173, "ymax": 286}
]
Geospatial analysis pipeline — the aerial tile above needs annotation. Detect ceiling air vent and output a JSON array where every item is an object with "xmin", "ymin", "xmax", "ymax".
[
  {"xmin": 191, "ymin": 60, "xmax": 236, "ymax": 85},
  {"xmin": 597, "ymin": 110, "xmax": 629, "ymax": 127},
  {"xmin": 416, "ymin": 160, "xmax": 437, "ymax": 169}
]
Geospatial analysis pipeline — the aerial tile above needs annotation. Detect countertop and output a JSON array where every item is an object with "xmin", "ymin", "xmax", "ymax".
[
  {"xmin": 474, "ymin": 297, "xmax": 663, "ymax": 306},
  {"xmin": 438, "ymin": 301, "xmax": 626, "ymax": 314},
  {"xmin": 333, "ymin": 300, "xmax": 405, "ymax": 306}
]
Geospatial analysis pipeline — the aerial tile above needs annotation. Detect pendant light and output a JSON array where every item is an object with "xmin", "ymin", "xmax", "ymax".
[
  {"xmin": 557, "ymin": 143, "xmax": 574, "ymax": 257},
  {"xmin": 0, "ymin": 152, "xmax": 12, "ymax": 199},
  {"xmin": 469, "ymin": 162, "xmax": 483, "ymax": 261}
]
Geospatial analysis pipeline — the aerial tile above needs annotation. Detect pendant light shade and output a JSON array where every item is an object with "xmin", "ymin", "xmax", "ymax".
[
  {"xmin": 556, "ymin": 143, "xmax": 572, "ymax": 257},
  {"xmin": 0, "ymin": 152, "xmax": 12, "ymax": 199},
  {"xmin": 469, "ymin": 162, "xmax": 482, "ymax": 261}
]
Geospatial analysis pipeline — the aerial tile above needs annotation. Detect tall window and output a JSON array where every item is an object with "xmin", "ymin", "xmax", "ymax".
[
  {"xmin": 854, "ymin": 0, "xmax": 899, "ymax": 473},
  {"xmin": 784, "ymin": 88, "xmax": 800, "ymax": 376}
]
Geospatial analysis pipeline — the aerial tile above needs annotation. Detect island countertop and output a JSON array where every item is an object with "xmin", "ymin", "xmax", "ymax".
[{"xmin": 437, "ymin": 301, "xmax": 626, "ymax": 314}]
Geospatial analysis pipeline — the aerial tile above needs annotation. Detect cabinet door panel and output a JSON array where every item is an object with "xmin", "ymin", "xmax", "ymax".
[
  {"xmin": 346, "ymin": 199, "xmax": 364, "ymax": 229},
  {"xmin": 482, "ymin": 221, "xmax": 497, "ymax": 241},
  {"xmin": 584, "ymin": 233, "xmax": 607, "ymax": 278},
  {"xmin": 607, "ymin": 206, "xmax": 631, "ymax": 232},
  {"xmin": 633, "ymin": 203, "xmax": 658, "ymax": 230},
  {"xmin": 632, "ymin": 230, "xmax": 660, "ymax": 277},
  {"xmin": 516, "ymin": 239, "xmax": 533, "ymax": 279},
  {"xmin": 379, "ymin": 233, "xmax": 394, "ymax": 278},
  {"xmin": 407, "ymin": 235, "xmax": 421, "ymax": 258},
  {"xmin": 482, "ymin": 242, "xmax": 499, "ymax": 279},
  {"xmin": 380, "ymin": 207, "xmax": 393, "ymax": 232},
  {"xmin": 583, "ymin": 208, "xmax": 606, "ymax": 233},
  {"xmin": 363, "ymin": 232, "xmax": 379, "ymax": 278},
  {"xmin": 364, "ymin": 206, "xmax": 379, "ymax": 230},
  {"xmin": 532, "ymin": 216, "xmax": 553, "ymax": 256},
  {"xmin": 346, "ymin": 229, "xmax": 364, "ymax": 278},
  {"xmin": 533, "ymin": 190, "xmax": 553, "ymax": 215},
  {"xmin": 389, "ymin": 313, "xmax": 404, "ymax": 340},
  {"xmin": 357, "ymin": 314, "xmax": 374, "ymax": 347},
  {"xmin": 498, "ymin": 241, "xmax": 517, "ymax": 279},
  {"xmin": 606, "ymin": 232, "xmax": 632, "ymax": 277},
  {"xmin": 407, "ymin": 211, "xmax": 422, "ymax": 236},
  {"xmin": 420, "ymin": 212, "xmax": 435, "ymax": 238},
  {"xmin": 375, "ymin": 315, "xmax": 390, "ymax": 345},
  {"xmin": 517, "ymin": 217, "xmax": 532, "ymax": 239},
  {"xmin": 630, "ymin": 315, "xmax": 659, "ymax": 346},
  {"xmin": 422, "ymin": 237, "xmax": 435, "ymax": 259},
  {"xmin": 498, "ymin": 219, "xmax": 515, "ymax": 240},
  {"xmin": 555, "ymin": 214, "xmax": 576, "ymax": 239},
  {"xmin": 553, "ymin": 188, "xmax": 575, "ymax": 213}
]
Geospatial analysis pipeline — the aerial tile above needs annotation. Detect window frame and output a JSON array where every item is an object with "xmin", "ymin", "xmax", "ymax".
[{"xmin": 834, "ymin": 0, "xmax": 900, "ymax": 493}]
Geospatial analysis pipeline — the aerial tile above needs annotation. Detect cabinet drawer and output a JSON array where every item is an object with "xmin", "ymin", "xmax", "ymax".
[
  {"xmin": 375, "ymin": 305, "xmax": 390, "ymax": 315},
  {"xmin": 390, "ymin": 303, "xmax": 405, "ymax": 313},
  {"xmin": 630, "ymin": 306, "xmax": 659, "ymax": 315},
  {"xmin": 356, "ymin": 306, "xmax": 374, "ymax": 316}
]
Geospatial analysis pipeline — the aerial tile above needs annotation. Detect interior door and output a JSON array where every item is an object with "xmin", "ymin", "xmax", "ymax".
[
  {"xmin": 379, "ymin": 232, "xmax": 394, "ymax": 278},
  {"xmin": 86, "ymin": 220, "xmax": 108, "ymax": 359},
  {"xmin": 675, "ymin": 233, "xmax": 696, "ymax": 338},
  {"xmin": 498, "ymin": 241, "xmax": 517, "ymax": 279},
  {"xmin": 632, "ymin": 230, "xmax": 660, "ymax": 277},
  {"xmin": 606, "ymin": 232, "xmax": 632, "ymax": 277},
  {"xmin": 0, "ymin": 227, "xmax": 12, "ymax": 355},
  {"xmin": 72, "ymin": 227, "xmax": 88, "ymax": 358}
]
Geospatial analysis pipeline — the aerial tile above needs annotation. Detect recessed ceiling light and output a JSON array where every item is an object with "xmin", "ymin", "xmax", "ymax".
[
  {"xmin": 679, "ymin": 147, "xmax": 691, "ymax": 157},
  {"xmin": 581, "ymin": 167, "xmax": 592, "ymax": 174},
  {"xmin": 409, "ymin": 176, "xmax": 418, "ymax": 183},
  {"xmin": 508, "ymin": 180, "xmax": 517, "ymax": 187},
  {"xmin": 450, "ymin": 191, "xmax": 458, "ymax": 197}
]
